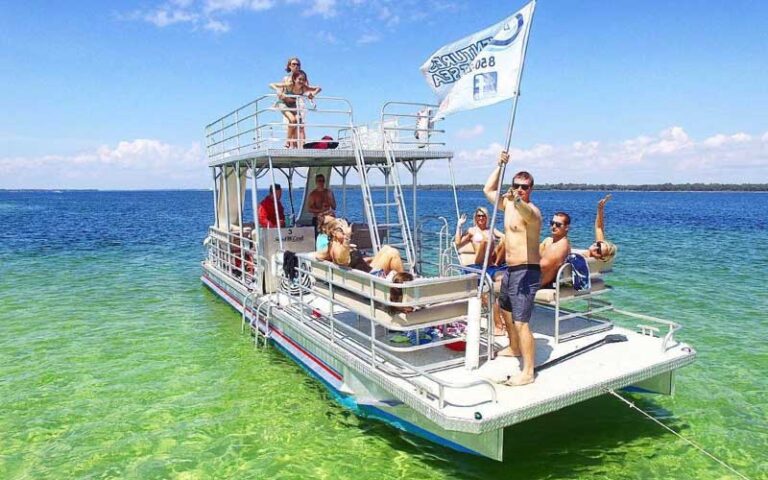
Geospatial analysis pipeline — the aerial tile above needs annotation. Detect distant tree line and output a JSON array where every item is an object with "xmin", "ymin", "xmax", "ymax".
[
  {"xmin": 405, "ymin": 183, "xmax": 768, "ymax": 192},
  {"xmin": 3, "ymin": 184, "xmax": 767, "ymax": 193}
]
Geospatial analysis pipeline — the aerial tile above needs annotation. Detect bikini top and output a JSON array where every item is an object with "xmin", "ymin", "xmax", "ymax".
[{"xmin": 471, "ymin": 228, "xmax": 488, "ymax": 245}]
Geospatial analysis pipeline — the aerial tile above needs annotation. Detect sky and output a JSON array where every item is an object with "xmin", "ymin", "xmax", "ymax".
[{"xmin": 1, "ymin": 0, "xmax": 767, "ymax": 189}]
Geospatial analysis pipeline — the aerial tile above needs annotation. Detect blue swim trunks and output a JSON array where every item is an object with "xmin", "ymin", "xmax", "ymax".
[{"xmin": 498, "ymin": 264, "xmax": 541, "ymax": 323}]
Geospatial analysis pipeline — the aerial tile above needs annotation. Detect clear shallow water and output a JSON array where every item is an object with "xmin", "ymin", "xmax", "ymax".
[{"xmin": 0, "ymin": 190, "xmax": 766, "ymax": 479}]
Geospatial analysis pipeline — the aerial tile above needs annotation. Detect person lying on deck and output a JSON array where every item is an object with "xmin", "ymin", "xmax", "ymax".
[
  {"xmin": 583, "ymin": 195, "xmax": 617, "ymax": 261},
  {"xmin": 316, "ymin": 219, "xmax": 406, "ymax": 280},
  {"xmin": 539, "ymin": 211, "xmax": 572, "ymax": 288}
]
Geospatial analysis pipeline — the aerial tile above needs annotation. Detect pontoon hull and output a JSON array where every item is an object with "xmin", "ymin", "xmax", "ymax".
[
  {"xmin": 201, "ymin": 266, "xmax": 505, "ymax": 459},
  {"xmin": 201, "ymin": 263, "xmax": 691, "ymax": 462}
]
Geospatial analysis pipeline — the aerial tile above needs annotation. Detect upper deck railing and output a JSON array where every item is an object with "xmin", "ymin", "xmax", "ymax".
[
  {"xmin": 204, "ymin": 94, "xmax": 355, "ymax": 163},
  {"xmin": 205, "ymin": 95, "xmax": 446, "ymax": 163}
]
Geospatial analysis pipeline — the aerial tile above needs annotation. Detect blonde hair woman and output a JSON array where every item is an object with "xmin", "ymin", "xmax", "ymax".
[
  {"xmin": 455, "ymin": 207, "xmax": 502, "ymax": 265},
  {"xmin": 584, "ymin": 194, "xmax": 618, "ymax": 261}
]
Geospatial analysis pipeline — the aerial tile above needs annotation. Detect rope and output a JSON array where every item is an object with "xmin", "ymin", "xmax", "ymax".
[{"xmin": 607, "ymin": 390, "xmax": 751, "ymax": 480}]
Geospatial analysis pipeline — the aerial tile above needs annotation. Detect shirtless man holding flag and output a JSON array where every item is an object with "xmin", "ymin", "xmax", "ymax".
[{"xmin": 484, "ymin": 150, "xmax": 542, "ymax": 386}]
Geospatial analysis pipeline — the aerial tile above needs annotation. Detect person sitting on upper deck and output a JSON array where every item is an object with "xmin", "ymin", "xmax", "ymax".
[
  {"xmin": 270, "ymin": 69, "xmax": 321, "ymax": 149},
  {"xmin": 317, "ymin": 219, "xmax": 406, "ymax": 280},
  {"xmin": 539, "ymin": 211, "xmax": 572, "ymax": 288},
  {"xmin": 307, "ymin": 174, "xmax": 336, "ymax": 233},
  {"xmin": 583, "ymin": 194, "xmax": 617, "ymax": 262},
  {"xmin": 258, "ymin": 184, "xmax": 285, "ymax": 228}
]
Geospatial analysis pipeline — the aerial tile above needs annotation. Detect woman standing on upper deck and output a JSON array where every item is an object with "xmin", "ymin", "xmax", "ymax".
[{"xmin": 270, "ymin": 61, "xmax": 322, "ymax": 148}]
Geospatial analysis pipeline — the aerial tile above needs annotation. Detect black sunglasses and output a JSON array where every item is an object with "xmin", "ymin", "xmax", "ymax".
[
  {"xmin": 595, "ymin": 241, "xmax": 603, "ymax": 255},
  {"xmin": 475, "ymin": 213, "xmax": 487, "ymax": 218},
  {"xmin": 550, "ymin": 220, "xmax": 564, "ymax": 228},
  {"xmin": 512, "ymin": 183, "xmax": 531, "ymax": 191}
]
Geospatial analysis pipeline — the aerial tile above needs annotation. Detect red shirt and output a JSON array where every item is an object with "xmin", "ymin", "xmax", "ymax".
[{"xmin": 258, "ymin": 195, "xmax": 285, "ymax": 228}]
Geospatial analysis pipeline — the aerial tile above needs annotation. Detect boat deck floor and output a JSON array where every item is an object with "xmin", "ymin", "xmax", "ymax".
[{"xmin": 269, "ymin": 292, "xmax": 695, "ymax": 430}]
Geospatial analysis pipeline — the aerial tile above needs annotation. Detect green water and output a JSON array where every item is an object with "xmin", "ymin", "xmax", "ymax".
[{"xmin": 0, "ymin": 191, "xmax": 765, "ymax": 479}]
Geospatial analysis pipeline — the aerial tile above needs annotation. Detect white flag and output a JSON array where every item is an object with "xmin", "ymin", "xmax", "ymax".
[{"xmin": 420, "ymin": 1, "xmax": 536, "ymax": 118}]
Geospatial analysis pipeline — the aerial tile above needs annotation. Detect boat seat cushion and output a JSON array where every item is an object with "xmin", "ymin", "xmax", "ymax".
[
  {"xmin": 534, "ymin": 278, "xmax": 607, "ymax": 304},
  {"xmin": 301, "ymin": 254, "xmax": 478, "ymax": 307},
  {"xmin": 313, "ymin": 284, "xmax": 467, "ymax": 329}
]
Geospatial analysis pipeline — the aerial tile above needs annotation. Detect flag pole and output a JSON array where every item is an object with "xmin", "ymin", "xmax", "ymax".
[{"xmin": 477, "ymin": 0, "xmax": 538, "ymax": 299}]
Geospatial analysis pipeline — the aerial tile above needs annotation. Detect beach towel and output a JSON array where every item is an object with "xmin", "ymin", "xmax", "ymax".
[
  {"xmin": 283, "ymin": 250, "xmax": 299, "ymax": 280},
  {"xmin": 565, "ymin": 253, "xmax": 591, "ymax": 291}
]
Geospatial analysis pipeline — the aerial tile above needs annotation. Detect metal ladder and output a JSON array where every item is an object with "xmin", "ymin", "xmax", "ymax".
[{"xmin": 351, "ymin": 127, "xmax": 416, "ymax": 271}]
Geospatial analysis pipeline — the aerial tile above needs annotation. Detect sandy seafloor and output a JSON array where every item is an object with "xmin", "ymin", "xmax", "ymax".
[{"xmin": 1, "ymin": 190, "xmax": 765, "ymax": 479}]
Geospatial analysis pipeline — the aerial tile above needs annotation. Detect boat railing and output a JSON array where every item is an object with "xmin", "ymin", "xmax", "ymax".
[
  {"xmin": 610, "ymin": 309, "xmax": 682, "ymax": 353},
  {"xmin": 205, "ymin": 226, "xmax": 266, "ymax": 290},
  {"xmin": 415, "ymin": 215, "xmax": 454, "ymax": 276},
  {"xmin": 205, "ymin": 94, "xmax": 355, "ymax": 163},
  {"xmin": 277, "ymin": 259, "xmax": 498, "ymax": 409},
  {"xmin": 335, "ymin": 101, "xmax": 447, "ymax": 150},
  {"xmin": 542, "ymin": 261, "xmax": 682, "ymax": 350},
  {"xmin": 380, "ymin": 101, "xmax": 446, "ymax": 150}
]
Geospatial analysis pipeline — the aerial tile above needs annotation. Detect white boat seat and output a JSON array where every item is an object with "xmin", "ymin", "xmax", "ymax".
[
  {"xmin": 535, "ymin": 278, "xmax": 608, "ymax": 304},
  {"xmin": 313, "ymin": 284, "xmax": 467, "ymax": 330},
  {"xmin": 456, "ymin": 243, "xmax": 478, "ymax": 267},
  {"xmin": 299, "ymin": 253, "xmax": 478, "ymax": 307}
]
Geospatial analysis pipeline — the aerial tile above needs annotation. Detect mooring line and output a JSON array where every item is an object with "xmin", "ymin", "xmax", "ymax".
[{"xmin": 607, "ymin": 390, "xmax": 751, "ymax": 480}]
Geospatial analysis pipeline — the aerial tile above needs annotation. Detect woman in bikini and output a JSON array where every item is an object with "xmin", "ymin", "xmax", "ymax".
[
  {"xmin": 317, "ymin": 219, "xmax": 405, "ymax": 279},
  {"xmin": 270, "ymin": 69, "xmax": 321, "ymax": 148},
  {"xmin": 583, "ymin": 194, "xmax": 618, "ymax": 261},
  {"xmin": 455, "ymin": 207, "xmax": 503, "ymax": 265}
]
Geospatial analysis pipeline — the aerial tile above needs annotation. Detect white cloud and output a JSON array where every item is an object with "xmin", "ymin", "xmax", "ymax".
[
  {"xmin": 315, "ymin": 30, "xmax": 337, "ymax": 44},
  {"xmin": 357, "ymin": 32, "xmax": 380, "ymax": 45},
  {"xmin": 0, "ymin": 140, "xmax": 207, "ymax": 189},
  {"xmin": 703, "ymin": 132, "xmax": 752, "ymax": 148},
  {"xmin": 455, "ymin": 124, "xmax": 485, "ymax": 140},
  {"xmin": 144, "ymin": 7, "xmax": 198, "ymax": 27},
  {"xmin": 305, "ymin": 0, "xmax": 337, "ymax": 18},
  {"xmin": 125, "ymin": 0, "xmax": 456, "ymax": 37},
  {"xmin": 447, "ymin": 127, "xmax": 768, "ymax": 184},
  {"xmin": 204, "ymin": 0, "xmax": 274, "ymax": 13},
  {"xmin": 204, "ymin": 18, "xmax": 230, "ymax": 32}
]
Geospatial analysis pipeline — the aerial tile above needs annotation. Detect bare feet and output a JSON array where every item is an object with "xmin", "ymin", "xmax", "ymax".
[
  {"xmin": 503, "ymin": 373, "xmax": 534, "ymax": 386},
  {"xmin": 497, "ymin": 346, "xmax": 521, "ymax": 357}
]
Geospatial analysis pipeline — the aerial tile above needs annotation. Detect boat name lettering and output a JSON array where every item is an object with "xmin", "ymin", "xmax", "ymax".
[{"xmin": 274, "ymin": 231, "xmax": 305, "ymax": 243}]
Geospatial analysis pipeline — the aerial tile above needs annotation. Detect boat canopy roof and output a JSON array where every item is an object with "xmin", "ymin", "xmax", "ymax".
[{"xmin": 208, "ymin": 147, "xmax": 453, "ymax": 168}]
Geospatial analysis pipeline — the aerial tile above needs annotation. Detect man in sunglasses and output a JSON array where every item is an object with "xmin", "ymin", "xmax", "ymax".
[
  {"xmin": 483, "ymin": 151, "xmax": 542, "ymax": 386},
  {"xmin": 540, "ymin": 212, "xmax": 572, "ymax": 288}
]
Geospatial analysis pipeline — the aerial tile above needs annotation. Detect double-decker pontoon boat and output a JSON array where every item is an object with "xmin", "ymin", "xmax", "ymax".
[{"xmin": 200, "ymin": 95, "xmax": 696, "ymax": 461}]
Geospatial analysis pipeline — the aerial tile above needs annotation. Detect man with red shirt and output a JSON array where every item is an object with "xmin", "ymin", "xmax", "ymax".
[{"xmin": 258, "ymin": 184, "xmax": 285, "ymax": 228}]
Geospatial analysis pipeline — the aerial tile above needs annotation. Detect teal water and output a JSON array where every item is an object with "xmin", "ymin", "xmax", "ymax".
[{"xmin": 1, "ymin": 190, "xmax": 766, "ymax": 479}]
